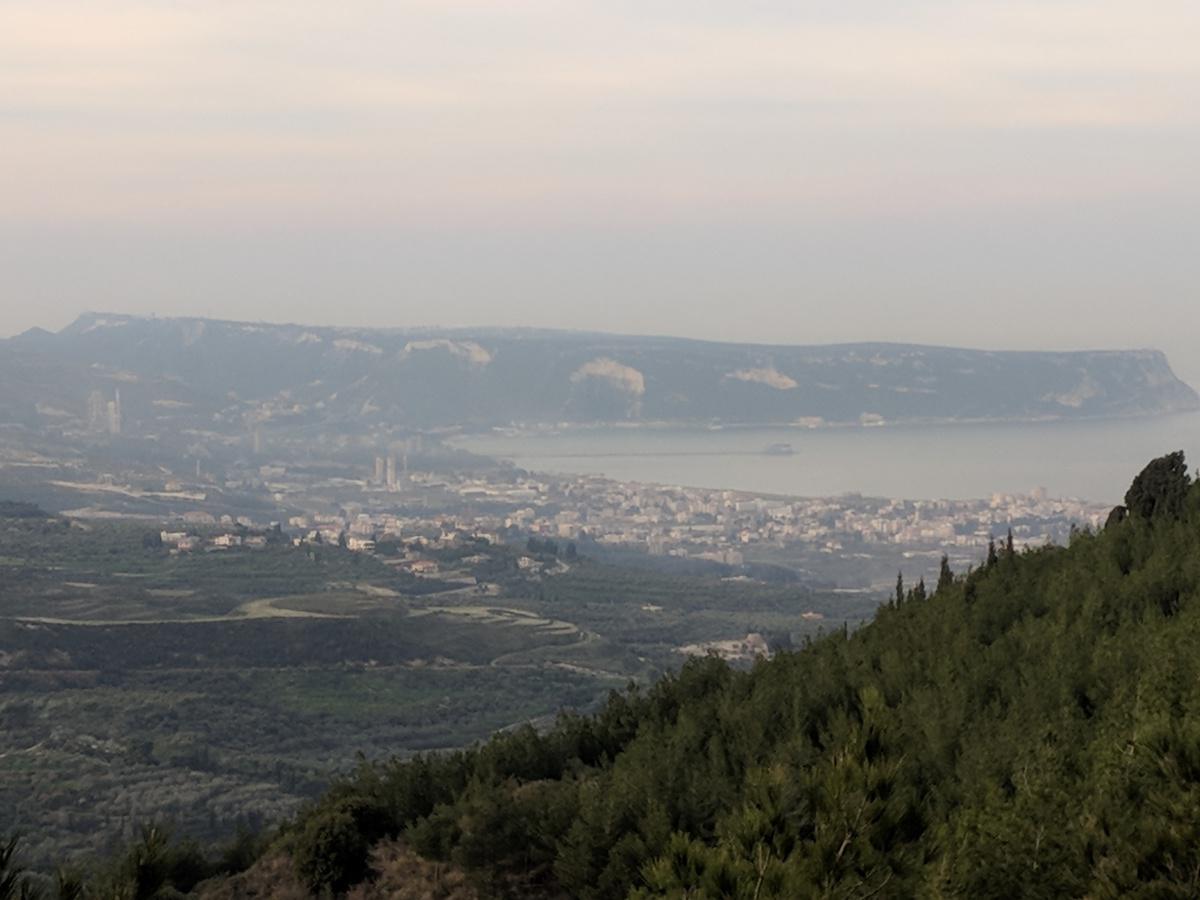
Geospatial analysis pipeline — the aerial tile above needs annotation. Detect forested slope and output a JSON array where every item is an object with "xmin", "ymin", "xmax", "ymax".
[
  {"xmin": 208, "ymin": 452, "xmax": 1196, "ymax": 899},
  {"xmin": 7, "ymin": 454, "xmax": 1200, "ymax": 899}
]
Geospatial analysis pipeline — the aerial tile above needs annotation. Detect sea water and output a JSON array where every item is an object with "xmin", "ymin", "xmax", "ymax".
[{"xmin": 451, "ymin": 413, "xmax": 1200, "ymax": 504}]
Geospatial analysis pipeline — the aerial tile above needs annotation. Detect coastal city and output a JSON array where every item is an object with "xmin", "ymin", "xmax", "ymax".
[
  {"xmin": 11, "ymin": 429, "xmax": 1111, "ymax": 591},
  {"xmin": 283, "ymin": 462, "xmax": 1109, "ymax": 585}
]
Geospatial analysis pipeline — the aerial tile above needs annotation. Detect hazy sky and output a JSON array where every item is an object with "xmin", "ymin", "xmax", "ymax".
[{"xmin": 2, "ymin": 1, "xmax": 1198, "ymax": 384}]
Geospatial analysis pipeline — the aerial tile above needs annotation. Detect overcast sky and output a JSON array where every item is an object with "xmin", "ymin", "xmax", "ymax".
[{"xmin": 2, "ymin": 1, "xmax": 1198, "ymax": 385}]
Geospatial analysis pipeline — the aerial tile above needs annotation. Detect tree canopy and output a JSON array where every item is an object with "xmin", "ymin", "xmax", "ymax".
[{"xmin": 1124, "ymin": 450, "xmax": 1192, "ymax": 520}]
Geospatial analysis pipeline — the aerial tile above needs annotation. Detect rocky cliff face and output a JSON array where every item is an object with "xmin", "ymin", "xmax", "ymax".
[{"xmin": 2, "ymin": 313, "xmax": 1196, "ymax": 434}]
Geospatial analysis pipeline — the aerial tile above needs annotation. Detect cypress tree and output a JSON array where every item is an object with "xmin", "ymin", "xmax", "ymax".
[{"xmin": 937, "ymin": 554, "xmax": 954, "ymax": 593}]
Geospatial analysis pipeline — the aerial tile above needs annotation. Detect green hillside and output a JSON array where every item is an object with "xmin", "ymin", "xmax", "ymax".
[
  {"xmin": 6, "ymin": 453, "xmax": 1200, "ymax": 898},
  {"xmin": 277, "ymin": 451, "xmax": 1200, "ymax": 899}
]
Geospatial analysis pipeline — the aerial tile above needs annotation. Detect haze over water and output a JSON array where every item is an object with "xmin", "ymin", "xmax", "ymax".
[{"xmin": 454, "ymin": 413, "xmax": 1200, "ymax": 505}]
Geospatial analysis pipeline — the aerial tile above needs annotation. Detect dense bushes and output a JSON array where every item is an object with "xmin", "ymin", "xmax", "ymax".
[{"xmin": 0, "ymin": 828, "xmax": 267, "ymax": 900}]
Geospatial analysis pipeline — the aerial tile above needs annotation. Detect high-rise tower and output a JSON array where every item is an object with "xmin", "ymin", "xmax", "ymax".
[{"xmin": 106, "ymin": 389, "xmax": 122, "ymax": 435}]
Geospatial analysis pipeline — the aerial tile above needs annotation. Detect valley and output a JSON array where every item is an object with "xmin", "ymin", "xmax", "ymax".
[{"xmin": 0, "ymin": 509, "xmax": 873, "ymax": 868}]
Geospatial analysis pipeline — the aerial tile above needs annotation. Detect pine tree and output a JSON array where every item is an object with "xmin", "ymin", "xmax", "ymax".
[
  {"xmin": 0, "ymin": 834, "xmax": 30, "ymax": 900},
  {"xmin": 1005, "ymin": 528, "xmax": 1015, "ymax": 557},
  {"xmin": 895, "ymin": 572, "xmax": 904, "ymax": 607},
  {"xmin": 1125, "ymin": 450, "xmax": 1191, "ymax": 520},
  {"xmin": 987, "ymin": 538, "xmax": 998, "ymax": 567}
]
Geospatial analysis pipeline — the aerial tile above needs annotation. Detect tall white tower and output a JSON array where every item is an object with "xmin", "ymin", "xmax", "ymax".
[{"xmin": 107, "ymin": 389, "xmax": 122, "ymax": 435}]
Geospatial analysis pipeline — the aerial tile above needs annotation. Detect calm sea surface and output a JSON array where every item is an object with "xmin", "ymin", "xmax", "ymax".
[{"xmin": 451, "ymin": 413, "xmax": 1200, "ymax": 504}]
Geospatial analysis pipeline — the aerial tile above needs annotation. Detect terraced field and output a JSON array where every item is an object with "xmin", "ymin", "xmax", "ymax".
[{"xmin": 0, "ymin": 512, "xmax": 876, "ymax": 868}]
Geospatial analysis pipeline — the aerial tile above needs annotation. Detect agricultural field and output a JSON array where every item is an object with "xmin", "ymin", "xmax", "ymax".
[{"xmin": 0, "ymin": 508, "xmax": 878, "ymax": 868}]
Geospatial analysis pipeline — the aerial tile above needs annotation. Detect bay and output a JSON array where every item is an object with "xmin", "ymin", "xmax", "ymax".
[{"xmin": 451, "ymin": 413, "xmax": 1200, "ymax": 504}]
